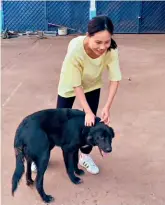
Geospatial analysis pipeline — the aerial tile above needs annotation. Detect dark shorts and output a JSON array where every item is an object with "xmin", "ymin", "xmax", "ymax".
[{"xmin": 56, "ymin": 89, "xmax": 100, "ymax": 115}]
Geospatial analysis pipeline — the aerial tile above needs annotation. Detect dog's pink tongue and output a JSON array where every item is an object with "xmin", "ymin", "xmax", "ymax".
[{"xmin": 101, "ymin": 150, "xmax": 109, "ymax": 157}]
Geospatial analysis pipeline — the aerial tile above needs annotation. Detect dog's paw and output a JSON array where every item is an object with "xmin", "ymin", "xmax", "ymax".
[
  {"xmin": 75, "ymin": 169, "xmax": 85, "ymax": 176},
  {"xmin": 72, "ymin": 177, "xmax": 83, "ymax": 184},
  {"xmin": 26, "ymin": 179, "xmax": 34, "ymax": 186},
  {"xmin": 43, "ymin": 195, "xmax": 55, "ymax": 203}
]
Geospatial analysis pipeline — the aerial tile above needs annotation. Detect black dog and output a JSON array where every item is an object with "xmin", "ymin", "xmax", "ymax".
[{"xmin": 11, "ymin": 108, "xmax": 115, "ymax": 203}]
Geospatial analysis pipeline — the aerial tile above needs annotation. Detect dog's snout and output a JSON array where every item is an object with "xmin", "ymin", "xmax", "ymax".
[{"xmin": 106, "ymin": 147, "xmax": 112, "ymax": 152}]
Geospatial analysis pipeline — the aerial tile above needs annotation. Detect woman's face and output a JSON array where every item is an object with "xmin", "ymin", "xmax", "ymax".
[{"xmin": 88, "ymin": 30, "xmax": 111, "ymax": 56}]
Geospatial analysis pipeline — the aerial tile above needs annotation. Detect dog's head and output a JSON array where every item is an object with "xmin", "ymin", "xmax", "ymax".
[{"xmin": 82, "ymin": 122, "xmax": 115, "ymax": 154}]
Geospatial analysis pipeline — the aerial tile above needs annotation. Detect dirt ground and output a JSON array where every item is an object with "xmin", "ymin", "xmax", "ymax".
[{"xmin": 1, "ymin": 34, "xmax": 165, "ymax": 205}]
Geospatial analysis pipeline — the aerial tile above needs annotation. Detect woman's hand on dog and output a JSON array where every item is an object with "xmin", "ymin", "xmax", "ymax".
[
  {"xmin": 101, "ymin": 106, "xmax": 110, "ymax": 125},
  {"xmin": 85, "ymin": 112, "xmax": 95, "ymax": 127}
]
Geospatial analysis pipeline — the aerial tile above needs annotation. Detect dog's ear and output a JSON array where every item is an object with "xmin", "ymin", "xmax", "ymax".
[
  {"xmin": 95, "ymin": 117, "xmax": 101, "ymax": 124},
  {"xmin": 108, "ymin": 127, "xmax": 115, "ymax": 138}
]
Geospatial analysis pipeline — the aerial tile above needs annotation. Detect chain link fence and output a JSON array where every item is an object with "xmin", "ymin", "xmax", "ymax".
[
  {"xmin": 47, "ymin": 1, "xmax": 89, "ymax": 33},
  {"xmin": 139, "ymin": 1, "xmax": 165, "ymax": 33},
  {"xmin": 2, "ymin": 1, "xmax": 165, "ymax": 34},
  {"xmin": 3, "ymin": 1, "xmax": 46, "ymax": 31}
]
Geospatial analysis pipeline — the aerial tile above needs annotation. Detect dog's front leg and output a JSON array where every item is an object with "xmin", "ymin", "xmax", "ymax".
[
  {"xmin": 63, "ymin": 150, "xmax": 83, "ymax": 184},
  {"xmin": 73, "ymin": 150, "xmax": 85, "ymax": 176}
]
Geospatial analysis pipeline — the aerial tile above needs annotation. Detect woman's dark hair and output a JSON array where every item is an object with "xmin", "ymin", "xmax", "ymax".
[{"xmin": 87, "ymin": 15, "xmax": 117, "ymax": 50}]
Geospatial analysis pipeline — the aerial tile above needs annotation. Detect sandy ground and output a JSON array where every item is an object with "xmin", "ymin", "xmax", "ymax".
[{"xmin": 1, "ymin": 34, "xmax": 165, "ymax": 205}]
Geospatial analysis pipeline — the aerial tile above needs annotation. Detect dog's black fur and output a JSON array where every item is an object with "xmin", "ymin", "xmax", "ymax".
[{"xmin": 11, "ymin": 108, "xmax": 115, "ymax": 203}]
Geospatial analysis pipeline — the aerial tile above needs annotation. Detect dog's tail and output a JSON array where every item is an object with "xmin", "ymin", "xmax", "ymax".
[{"xmin": 11, "ymin": 138, "xmax": 25, "ymax": 196}]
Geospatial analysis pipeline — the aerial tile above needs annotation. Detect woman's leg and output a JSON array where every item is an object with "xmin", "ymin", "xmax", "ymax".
[
  {"xmin": 79, "ymin": 89, "xmax": 101, "ymax": 174},
  {"xmin": 56, "ymin": 95, "xmax": 75, "ymax": 108},
  {"xmin": 85, "ymin": 88, "xmax": 100, "ymax": 115}
]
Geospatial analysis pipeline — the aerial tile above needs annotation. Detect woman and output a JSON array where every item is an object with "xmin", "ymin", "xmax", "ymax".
[
  {"xmin": 32, "ymin": 15, "xmax": 122, "ymax": 174},
  {"xmin": 56, "ymin": 15, "xmax": 122, "ymax": 174}
]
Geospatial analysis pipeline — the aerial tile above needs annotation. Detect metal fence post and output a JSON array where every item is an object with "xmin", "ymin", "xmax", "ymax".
[
  {"xmin": 138, "ymin": 1, "xmax": 143, "ymax": 34},
  {"xmin": 0, "ymin": 2, "xmax": 4, "ymax": 32},
  {"xmin": 44, "ymin": 0, "xmax": 48, "ymax": 31},
  {"xmin": 89, "ymin": 0, "xmax": 96, "ymax": 20}
]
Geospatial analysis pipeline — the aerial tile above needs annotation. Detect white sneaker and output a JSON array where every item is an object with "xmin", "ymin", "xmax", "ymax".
[
  {"xmin": 79, "ymin": 154, "xmax": 99, "ymax": 174},
  {"xmin": 31, "ymin": 162, "xmax": 37, "ymax": 172}
]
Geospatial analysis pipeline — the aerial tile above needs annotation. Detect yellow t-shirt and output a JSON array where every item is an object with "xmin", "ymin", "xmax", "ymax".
[{"xmin": 58, "ymin": 36, "xmax": 122, "ymax": 98}]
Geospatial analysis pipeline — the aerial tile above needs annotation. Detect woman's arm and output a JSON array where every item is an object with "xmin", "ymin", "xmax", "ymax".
[
  {"xmin": 74, "ymin": 86, "xmax": 92, "ymax": 114},
  {"xmin": 101, "ymin": 81, "xmax": 119, "ymax": 124},
  {"xmin": 104, "ymin": 81, "xmax": 119, "ymax": 110},
  {"xmin": 74, "ymin": 86, "xmax": 95, "ymax": 126},
  {"xmin": 102, "ymin": 47, "xmax": 121, "ymax": 124}
]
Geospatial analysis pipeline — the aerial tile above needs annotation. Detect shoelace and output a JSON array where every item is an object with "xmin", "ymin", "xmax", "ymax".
[{"xmin": 84, "ymin": 157, "xmax": 96, "ymax": 167}]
